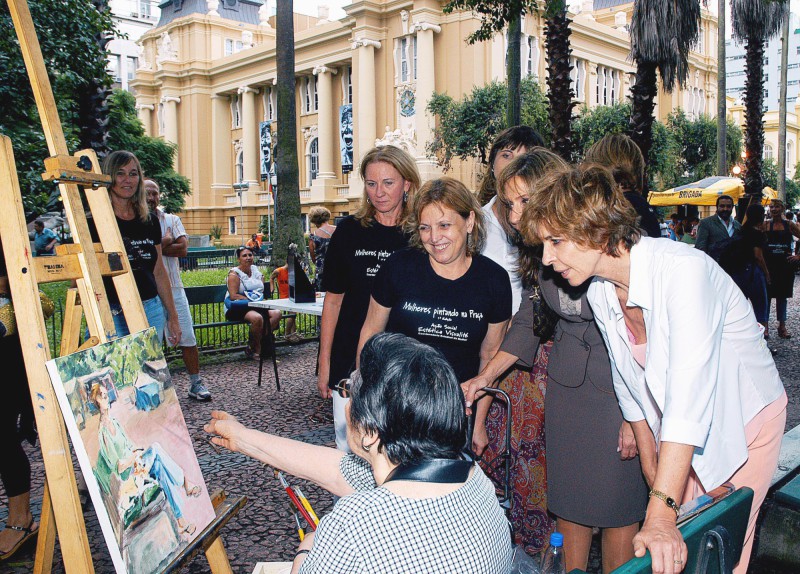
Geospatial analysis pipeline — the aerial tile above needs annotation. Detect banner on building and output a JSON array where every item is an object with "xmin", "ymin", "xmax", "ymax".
[
  {"xmin": 339, "ymin": 104, "xmax": 353, "ymax": 174},
  {"xmin": 259, "ymin": 121, "xmax": 272, "ymax": 180}
]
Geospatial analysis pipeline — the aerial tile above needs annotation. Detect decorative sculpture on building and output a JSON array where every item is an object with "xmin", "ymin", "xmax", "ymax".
[
  {"xmin": 259, "ymin": 0, "xmax": 272, "ymax": 28},
  {"xmin": 242, "ymin": 30, "xmax": 254, "ymax": 50},
  {"xmin": 375, "ymin": 125, "xmax": 417, "ymax": 156},
  {"xmin": 317, "ymin": 4, "xmax": 330, "ymax": 25},
  {"xmin": 137, "ymin": 43, "xmax": 152, "ymax": 71},
  {"xmin": 207, "ymin": 0, "xmax": 220, "ymax": 17},
  {"xmin": 156, "ymin": 32, "xmax": 178, "ymax": 70}
]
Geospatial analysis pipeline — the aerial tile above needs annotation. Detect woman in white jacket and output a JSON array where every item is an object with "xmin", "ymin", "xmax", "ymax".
[{"xmin": 519, "ymin": 163, "xmax": 786, "ymax": 574}]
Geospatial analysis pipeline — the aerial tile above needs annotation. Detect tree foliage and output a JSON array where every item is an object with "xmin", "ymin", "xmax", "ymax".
[
  {"xmin": 426, "ymin": 78, "xmax": 549, "ymax": 170},
  {"xmin": 106, "ymin": 90, "xmax": 190, "ymax": 213},
  {"xmin": 543, "ymin": 0, "xmax": 574, "ymax": 160},
  {"xmin": 761, "ymin": 158, "xmax": 800, "ymax": 207},
  {"xmin": 442, "ymin": 0, "xmax": 538, "ymax": 44},
  {"xmin": 0, "ymin": 0, "xmax": 115, "ymax": 218},
  {"xmin": 665, "ymin": 110, "xmax": 744, "ymax": 185}
]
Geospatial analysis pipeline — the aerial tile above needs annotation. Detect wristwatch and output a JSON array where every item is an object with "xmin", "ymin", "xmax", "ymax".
[{"xmin": 649, "ymin": 489, "xmax": 680, "ymax": 516}]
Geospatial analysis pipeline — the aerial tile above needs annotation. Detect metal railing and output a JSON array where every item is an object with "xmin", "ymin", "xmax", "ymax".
[{"xmin": 43, "ymin": 299, "xmax": 320, "ymax": 359}]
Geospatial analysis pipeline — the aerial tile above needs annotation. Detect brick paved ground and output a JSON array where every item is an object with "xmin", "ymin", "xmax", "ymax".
[{"xmin": 1, "ymin": 276, "xmax": 799, "ymax": 573}]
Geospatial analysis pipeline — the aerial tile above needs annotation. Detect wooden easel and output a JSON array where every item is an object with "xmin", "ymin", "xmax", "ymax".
[{"xmin": 1, "ymin": 0, "xmax": 244, "ymax": 571}]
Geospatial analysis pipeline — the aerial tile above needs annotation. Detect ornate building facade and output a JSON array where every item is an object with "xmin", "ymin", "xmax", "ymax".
[{"xmin": 132, "ymin": 0, "xmax": 719, "ymax": 240}]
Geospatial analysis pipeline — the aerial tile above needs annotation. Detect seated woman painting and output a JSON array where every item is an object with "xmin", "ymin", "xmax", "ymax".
[
  {"xmin": 91, "ymin": 384, "xmax": 201, "ymax": 538},
  {"xmin": 206, "ymin": 332, "xmax": 513, "ymax": 574}
]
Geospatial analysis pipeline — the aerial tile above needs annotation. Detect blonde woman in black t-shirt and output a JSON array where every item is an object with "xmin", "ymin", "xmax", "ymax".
[
  {"xmin": 318, "ymin": 146, "xmax": 421, "ymax": 451},
  {"xmin": 101, "ymin": 151, "xmax": 181, "ymax": 345}
]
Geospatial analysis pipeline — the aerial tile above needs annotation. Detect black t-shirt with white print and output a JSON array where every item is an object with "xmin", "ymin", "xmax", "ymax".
[{"xmin": 371, "ymin": 248, "xmax": 512, "ymax": 382}]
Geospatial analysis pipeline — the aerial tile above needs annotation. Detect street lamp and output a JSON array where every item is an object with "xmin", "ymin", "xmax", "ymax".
[
  {"xmin": 233, "ymin": 181, "xmax": 249, "ymax": 247},
  {"xmin": 732, "ymin": 164, "xmax": 742, "ymax": 176}
]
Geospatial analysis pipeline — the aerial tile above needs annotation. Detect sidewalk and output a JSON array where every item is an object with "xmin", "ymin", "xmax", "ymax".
[{"xmin": 1, "ymin": 276, "xmax": 799, "ymax": 573}]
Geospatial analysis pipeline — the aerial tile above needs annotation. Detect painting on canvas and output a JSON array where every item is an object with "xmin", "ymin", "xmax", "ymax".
[{"xmin": 47, "ymin": 327, "xmax": 215, "ymax": 574}]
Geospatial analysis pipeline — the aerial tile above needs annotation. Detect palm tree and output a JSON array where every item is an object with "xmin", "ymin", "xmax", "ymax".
[
  {"xmin": 544, "ymin": 0, "xmax": 574, "ymax": 160},
  {"xmin": 274, "ymin": 0, "xmax": 305, "ymax": 265},
  {"xmin": 717, "ymin": 0, "xmax": 727, "ymax": 176},
  {"xmin": 628, "ymin": 0, "xmax": 701, "ymax": 193},
  {"xmin": 730, "ymin": 0, "xmax": 788, "ymax": 200}
]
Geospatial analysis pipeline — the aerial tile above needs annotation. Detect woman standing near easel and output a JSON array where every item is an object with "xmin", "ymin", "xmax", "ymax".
[
  {"xmin": 0, "ymin": 246, "xmax": 39, "ymax": 561},
  {"xmin": 97, "ymin": 151, "xmax": 181, "ymax": 344}
]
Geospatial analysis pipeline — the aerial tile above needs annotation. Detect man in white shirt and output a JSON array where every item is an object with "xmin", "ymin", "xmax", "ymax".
[
  {"xmin": 694, "ymin": 194, "xmax": 742, "ymax": 254},
  {"xmin": 145, "ymin": 179, "xmax": 211, "ymax": 401}
]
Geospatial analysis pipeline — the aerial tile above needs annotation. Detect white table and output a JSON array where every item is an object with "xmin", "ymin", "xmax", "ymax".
[{"xmin": 248, "ymin": 295, "xmax": 324, "ymax": 316}]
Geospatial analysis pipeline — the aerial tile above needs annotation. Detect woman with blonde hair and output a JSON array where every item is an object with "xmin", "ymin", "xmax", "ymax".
[
  {"xmin": 466, "ymin": 151, "xmax": 647, "ymax": 570},
  {"xmin": 318, "ymin": 146, "xmax": 421, "ymax": 451},
  {"xmin": 99, "ymin": 151, "xmax": 180, "ymax": 345},
  {"xmin": 518, "ymin": 163, "xmax": 785, "ymax": 574},
  {"xmin": 357, "ymin": 177, "xmax": 511, "ymax": 387}
]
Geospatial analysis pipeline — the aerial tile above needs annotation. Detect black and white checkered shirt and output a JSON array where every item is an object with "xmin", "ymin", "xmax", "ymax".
[{"xmin": 299, "ymin": 454, "xmax": 513, "ymax": 573}]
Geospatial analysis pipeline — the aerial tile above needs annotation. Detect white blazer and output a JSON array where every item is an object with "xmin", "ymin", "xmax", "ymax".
[{"xmin": 587, "ymin": 237, "xmax": 784, "ymax": 490}]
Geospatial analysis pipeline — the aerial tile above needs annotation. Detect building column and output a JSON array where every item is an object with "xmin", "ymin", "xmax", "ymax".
[
  {"xmin": 161, "ymin": 95, "xmax": 180, "ymax": 145},
  {"xmin": 211, "ymin": 94, "xmax": 232, "ymax": 197},
  {"xmin": 351, "ymin": 37, "xmax": 381, "ymax": 194},
  {"xmin": 161, "ymin": 96, "xmax": 180, "ymax": 168},
  {"xmin": 313, "ymin": 65, "xmax": 338, "ymax": 180},
  {"xmin": 136, "ymin": 104, "xmax": 155, "ymax": 136},
  {"xmin": 411, "ymin": 21, "xmax": 441, "ymax": 177},
  {"xmin": 239, "ymin": 86, "xmax": 259, "ymax": 186}
]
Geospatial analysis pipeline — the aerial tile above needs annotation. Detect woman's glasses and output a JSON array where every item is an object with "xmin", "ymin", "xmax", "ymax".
[{"xmin": 335, "ymin": 378, "xmax": 351, "ymax": 398}]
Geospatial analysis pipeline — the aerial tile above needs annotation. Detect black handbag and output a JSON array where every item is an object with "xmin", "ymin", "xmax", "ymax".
[{"xmin": 529, "ymin": 280, "xmax": 558, "ymax": 342}]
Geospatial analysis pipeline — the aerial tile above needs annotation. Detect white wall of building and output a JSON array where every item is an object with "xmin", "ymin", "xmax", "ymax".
[{"xmin": 108, "ymin": 0, "xmax": 160, "ymax": 91}]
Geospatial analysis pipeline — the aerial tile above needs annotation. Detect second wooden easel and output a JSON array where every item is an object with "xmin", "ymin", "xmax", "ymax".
[{"xmin": 2, "ymin": 0, "xmax": 244, "ymax": 571}]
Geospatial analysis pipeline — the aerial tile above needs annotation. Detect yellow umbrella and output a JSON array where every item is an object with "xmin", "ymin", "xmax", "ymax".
[{"xmin": 648, "ymin": 177, "xmax": 777, "ymax": 206}]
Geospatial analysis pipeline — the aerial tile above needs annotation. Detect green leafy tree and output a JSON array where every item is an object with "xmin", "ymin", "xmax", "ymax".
[
  {"xmin": 572, "ymin": 103, "xmax": 679, "ymax": 190},
  {"xmin": 274, "ymin": 0, "xmax": 305, "ymax": 266},
  {"xmin": 762, "ymin": 159, "xmax": 800, "ymax": 206},
  {"xmin": 106, "ymin": 90, "xmax": 190, "ymax": 213},
  {"xmin": 731, "ymin": 0, "xmax": 788, "ymax": 198},
  {"xmin": 628, "ymin": 0, "xmax": 702, "ymax": 193},
  {"xmin": 0, "ymin": 0, "xmax": 115, "ymax": 217},
  {"xmin": 426, "ymin": 78, "xmax": 549, "ymax": 170},
  {"xmin": 441, "ymin": 0, "xmax": 574, "ymax": 152},
  {"xmin": 666, "ymin": 110, "xmax": 744, "ymax": 185}
]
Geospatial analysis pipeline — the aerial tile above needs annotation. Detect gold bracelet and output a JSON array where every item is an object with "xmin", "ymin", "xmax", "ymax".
[{"xmin": 649, "ymin": 489, "xmax": 680, "ymax": 517}]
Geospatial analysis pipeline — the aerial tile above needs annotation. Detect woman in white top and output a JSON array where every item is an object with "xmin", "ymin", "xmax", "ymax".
[
  {"xmin": 226, "ymin": 246, "xmax": 280, "ymax": 359},
  {"xmin": 520, "ymin": 163, "xmax": 786, "ymax": 574}
]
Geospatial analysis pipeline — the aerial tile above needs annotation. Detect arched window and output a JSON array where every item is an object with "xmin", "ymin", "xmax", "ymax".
[
  {"xmin": 307, "ymin": 137, "xmax": 319, "ymax": 185},
  {"xmin": 764, "ymin": 144, "xmax": 774, "ymax": 161}
]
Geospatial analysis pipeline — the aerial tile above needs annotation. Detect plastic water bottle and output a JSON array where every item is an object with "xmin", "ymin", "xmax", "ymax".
[{"xmin": 540, "ymin": 532, "xmax": 566, "ymax": 574}]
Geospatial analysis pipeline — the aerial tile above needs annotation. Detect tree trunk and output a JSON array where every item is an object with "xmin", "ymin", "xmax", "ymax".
[
  {"xmin": 507, "ymin": 13, "xmax": 521, "ymax": 127},
  {"xmin": 274, "ymin": 0, "xmax": 305, "ymax": 267},
  {"xmin": 742, "ymin": 37, "xmax": 765, "ymax": 200},
  {"xmin": 628, "ymin": 61, "xmax": 658, "ymax": 194},
  {"xmin": 76, "ymin": 0, "xmax": 111, "ymax": 159},
  {"xmin": 716, "ymin": 0, "xmax": 727, "ymax": 176},
  {"xmin": 777, "ymin": 10, "xmax": 789, "ymax": 201},
  {"xmin": 544, "ymin": 0, "xmax": 574, "ymax": 161}
]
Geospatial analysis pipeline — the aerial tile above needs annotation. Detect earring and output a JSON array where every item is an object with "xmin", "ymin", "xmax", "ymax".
[
  {"xmin": 366, "ymin": 197, "xmax": 371, "ymax": 204},
  {"xmin": 360, "ymin": 436, "xmax": 371, "ymax": 452},
  {"xmin": 403, "ymin": 191, "xmax": 408, "ymax": 202}
]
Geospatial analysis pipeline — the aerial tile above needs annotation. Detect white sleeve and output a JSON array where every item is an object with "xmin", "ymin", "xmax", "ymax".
[
  {"xmin": 172, "ymin": 215, "xmax": 187, "ymax": 239},
  {"xmin": 659, "ymin": 258, "xmax": 722, "ymax": 447}
]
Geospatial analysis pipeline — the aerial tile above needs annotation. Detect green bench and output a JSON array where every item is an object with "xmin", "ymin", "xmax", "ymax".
[{"xmin": 569, "ymin": 488, "xmax": 754, "ymax": 574}]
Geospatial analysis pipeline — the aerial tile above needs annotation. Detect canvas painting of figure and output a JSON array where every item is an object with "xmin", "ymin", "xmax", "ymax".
[{"xmin": 46, "ymin": 327, "xmax": 215, "ymax": 574}]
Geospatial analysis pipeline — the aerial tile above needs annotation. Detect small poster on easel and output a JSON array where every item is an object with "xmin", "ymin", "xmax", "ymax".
[{"xmin": 46, "ymin": 328, "xmax": 215, "ymax": 574}]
